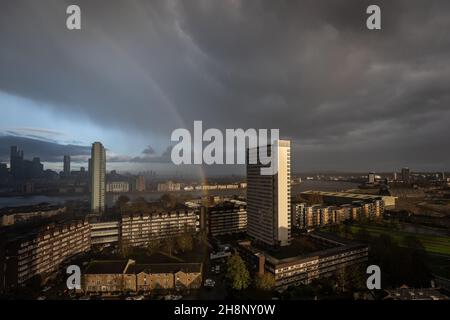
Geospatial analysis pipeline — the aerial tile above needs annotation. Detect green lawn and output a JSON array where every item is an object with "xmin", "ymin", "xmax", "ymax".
[{"xmin": 349, "ymin": 224, "xmax": 450, "ymax": 256}]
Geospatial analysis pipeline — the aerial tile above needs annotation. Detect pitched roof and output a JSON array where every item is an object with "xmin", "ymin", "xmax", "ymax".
[
  {"xmin": 128, "ymin": 263, "xmax": 202, "ymax": 274},
  {"xmin": 84, "ymin": 260, "xmax": 130, "ymax": 274}
]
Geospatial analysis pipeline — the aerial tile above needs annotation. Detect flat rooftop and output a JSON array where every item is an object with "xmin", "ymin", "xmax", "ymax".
[
  {"xmin": 301, "ymin": 190, "xmax": 384, "ymax": 200},
  {"xmin": 242, "ymin": 232, "xmax": 367, "ymax": 267},
  {"xmin": 264, "ymin": 237, "xmax": 330, "ymax": 260}
]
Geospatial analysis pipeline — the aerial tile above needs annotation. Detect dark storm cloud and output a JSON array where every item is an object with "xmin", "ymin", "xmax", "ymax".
[
  {"xmin": 0, "ymin": 135, "xmax": 90, "ymax": 162},
  {"xmin": 1, "ymin": 0, "xmax": 450, "ymax": 171},
  {"xmin": 107, "ymin": 145, "xmax": 172, "ymax": 163},
  {"xmin": 142, "ymin": 145, "xmax": 156, "ymax": 155}
]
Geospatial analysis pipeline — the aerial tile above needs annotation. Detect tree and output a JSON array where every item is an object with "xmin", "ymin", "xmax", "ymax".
[
  {"xmin": 121, "ymin": 245, "xmax": 133, "ymax": 258},
  {"xmin": 163, "ymin": 237, "xmax": 176, "ymax": 256},
  {"xmin": 27, "ymin": 274, "xmax": 43, "ymax": 293},
  {"xmin": 176, "ymin": 233, "xmax": 193, "ymax": 252},
  {"xmin": 309, "ymin": 192, "xmax": 323, "ymax": 205},
  {"xmin": 196, "ymin": 230, "xmax": 208, "ymax": 245},
  {"xmin": 226, "ymin": 254, "xmax": 250, "ymax": 290},
  {"xmin": 255, "ymin": 273, "xmax": 275, "ymax": 291},
  {"xmin": 335, "ymin": 266, "xmax": 348, "ymax": 292},
  {"xmin": 147, "ymin": 239, "xmax": 160, "ymax": 255},
  {"xmin": 130, "ymin": 197, "xmax": 149, "ymax": 213},
  {"xmin": 116, "ymin": 195, "xmax": 130, "ymax": 213},
  {"xmin": 354, "ymin": 227, "xmax": 371, "ymax": 243},
  {"xmin": 343, "ymin": 224, "xmax": 352, "ymax": 239},
  {"xmin": 346, "ymin": 264, "xmax": 367, "ymax": 291},
  {"xmin": 160, "ymin": 194, "xmax": 178, "ymax": 209}
]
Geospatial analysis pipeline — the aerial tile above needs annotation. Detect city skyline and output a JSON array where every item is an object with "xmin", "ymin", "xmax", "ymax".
[
  {"xmin": 1, "ymin": 0, "xmax": 450, "ymax": 173},
  {"xmin": 1, "ymin": 0, "xmax": 450, "ymax": 307}
]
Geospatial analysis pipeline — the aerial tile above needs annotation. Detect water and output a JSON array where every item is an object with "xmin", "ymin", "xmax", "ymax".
[
  {"xmin": 0, "ymin": 195, "xmax": 88, "ymax": 208},
  {"xmin": 0, "ymin": 180, "xmax": 359, "ymax": 208}
]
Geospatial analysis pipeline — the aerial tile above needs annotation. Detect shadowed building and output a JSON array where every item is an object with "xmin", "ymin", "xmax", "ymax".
[{"xmin": 63, "ymin": 155, "xmax": 71, "ymax": 175}]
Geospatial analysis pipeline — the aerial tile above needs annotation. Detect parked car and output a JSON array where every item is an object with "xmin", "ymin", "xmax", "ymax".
[
  {"xmin": 134, "ymin": 295, "xmax": 145, "ymax": 300},
  {"xmin": 164, "ymin": 294, "xmax": 182, "ymax": 300},
  {"xmin": 204, "ymin": 278, "xmax": 216, "ymax": 288},
  {"xmin": 37, "ymin": 296, "xmax": 47, "ymax": 300}
]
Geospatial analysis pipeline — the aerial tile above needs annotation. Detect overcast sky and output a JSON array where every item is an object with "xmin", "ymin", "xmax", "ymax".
[{"xmin": 1, "ymin": 0, "xmax": 450, "ymax": 174}]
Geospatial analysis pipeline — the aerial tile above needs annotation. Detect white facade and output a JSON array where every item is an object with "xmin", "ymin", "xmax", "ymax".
[
  {"xmin": 246, "ymin": 139, "xmax": 291, "ymax": 247},
  {"xmin": 106, "ymin": 181, "xmax": 130, "ymax": 193},
  {"xmin": 368, "ymin": 172, "xmax": 376, "ymax": 184}
]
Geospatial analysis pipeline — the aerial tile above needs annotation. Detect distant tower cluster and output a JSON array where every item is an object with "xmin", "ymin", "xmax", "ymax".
[
  {"xmin": 90, "ymin": 142, "xmax": 106, "ymax": 214},
  {"xmin": 9, "ymin": 146, "xmax": 43, "ymax": 180},
  {"xmin": 246, "ymin": 140, "xmax": 291, "ymax": 247},
  {"xmin": 401, "ymin": 167, "xmax": 411, "ymax": 183}
]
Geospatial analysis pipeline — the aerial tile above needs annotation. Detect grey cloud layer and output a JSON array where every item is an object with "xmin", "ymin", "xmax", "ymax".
[
  {"xmin": 1, "ymin": 0, "xmax": 450, "ymax": 171},
  {"xmin": 0, "ymin": 135, "xmax": 91, "ymax": 163}
]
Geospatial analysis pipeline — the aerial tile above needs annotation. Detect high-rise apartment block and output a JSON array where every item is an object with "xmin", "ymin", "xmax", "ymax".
[
  {"xmin": 63, "ymin": 155, "xmax": 71, "ymax": 175},
  {"xmin": 246, "ymin": 140, "xmax": 291, "ymax": 247},
  {"xmin": 134, "ymin": 175, "xmax": 146, "ymax": 192},
  {"xmin": 368, "ymin": 172, "xmax": 376, "ymax": 184},
  {"xmin": 90, "ymin": 142, "xmax": 106, "ymax": 214}
]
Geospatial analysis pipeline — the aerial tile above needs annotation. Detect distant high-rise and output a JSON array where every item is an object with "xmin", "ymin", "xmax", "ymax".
[
  {"xmin": 10, "ymin": 146, "xmax": 24, "ymax": 178},
  {"xmin": 368, "ymin": 172, "xmax": 376, "ymax": 184},
  {"xmin": 246, "ymin": 139, "xmax": 291, "ymax": 247},
  {"xmin": 393, "ymin": 172, "xmax": 398, "ymax": 181},
  {"xmin": 134, "ymin": 175, "xmax": 146, "ymax": 192},
  {"xmin": 90, "ymin": 142, "xmax": 106, "ymax": 214},
  {"xmin": 63, "ymin": 155, "xmax": 71, "ymax": 175},
  {"xmin": 401, "ymin": 167, "xmax": 411, "ymax": 183}
]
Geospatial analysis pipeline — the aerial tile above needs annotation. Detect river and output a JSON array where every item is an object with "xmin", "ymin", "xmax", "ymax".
[{"xmin": 0, "ymin": 180, "xmax": 359, "ymax": 208}]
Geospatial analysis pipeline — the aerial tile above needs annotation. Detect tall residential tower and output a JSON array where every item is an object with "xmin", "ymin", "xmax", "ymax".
[
  {"xmin": 90, "ymin": 142, "xmax": 106, "ymax": 214},
  {"xmin": 63, "ymin": 155, "xmax": 71, "ymax": 175},
  {"xmin": 246, "ymin": 139, "xmax": 291, "ymax": 247}
]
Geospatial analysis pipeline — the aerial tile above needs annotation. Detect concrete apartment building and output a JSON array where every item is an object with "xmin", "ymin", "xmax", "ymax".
[
  {"xmin": 207, "ymin": 200, "xmax": 247, "ymax": 236},
  {"xmin": 90, "ymin": 221, "xmax": 120, "ymax": 245},
  {"xmin": 121, "ymin": 207, "xmax": 198, "ymax": 248},
  {"xmin": 83, "ymin": 259, "xmax": 202, "ymax": 293},
  {"xmin": 157, "ymin": 181, "xmax": 181, "ymax": 192},
  {"xmin": 90, "ymin": 142, "xmax": 106, "ymax": 214},
  {"xmin": 246, "ymin": 139, "xmax": 291, "ymax": 247},
  {"xmin": 0, "ymin": 220, "xmax": 91, "ymax": 292},
  {"xmin": 106, "ymin": 181, "xmax": 130, "ymax": 193},
  {"xmin": 300, "ymin": 190, "xmax": 396, "ymax": 209},
  {"xmin": 238, "ymin": 233, "xmax": 368, "ymax": 290},
  {"xmin": 294, "ymin": 199, "xmax": 384, "ymax": 230},
  {"xmin": 0, "ymin": 204, "xmax": 66, "ymax": 227}
]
